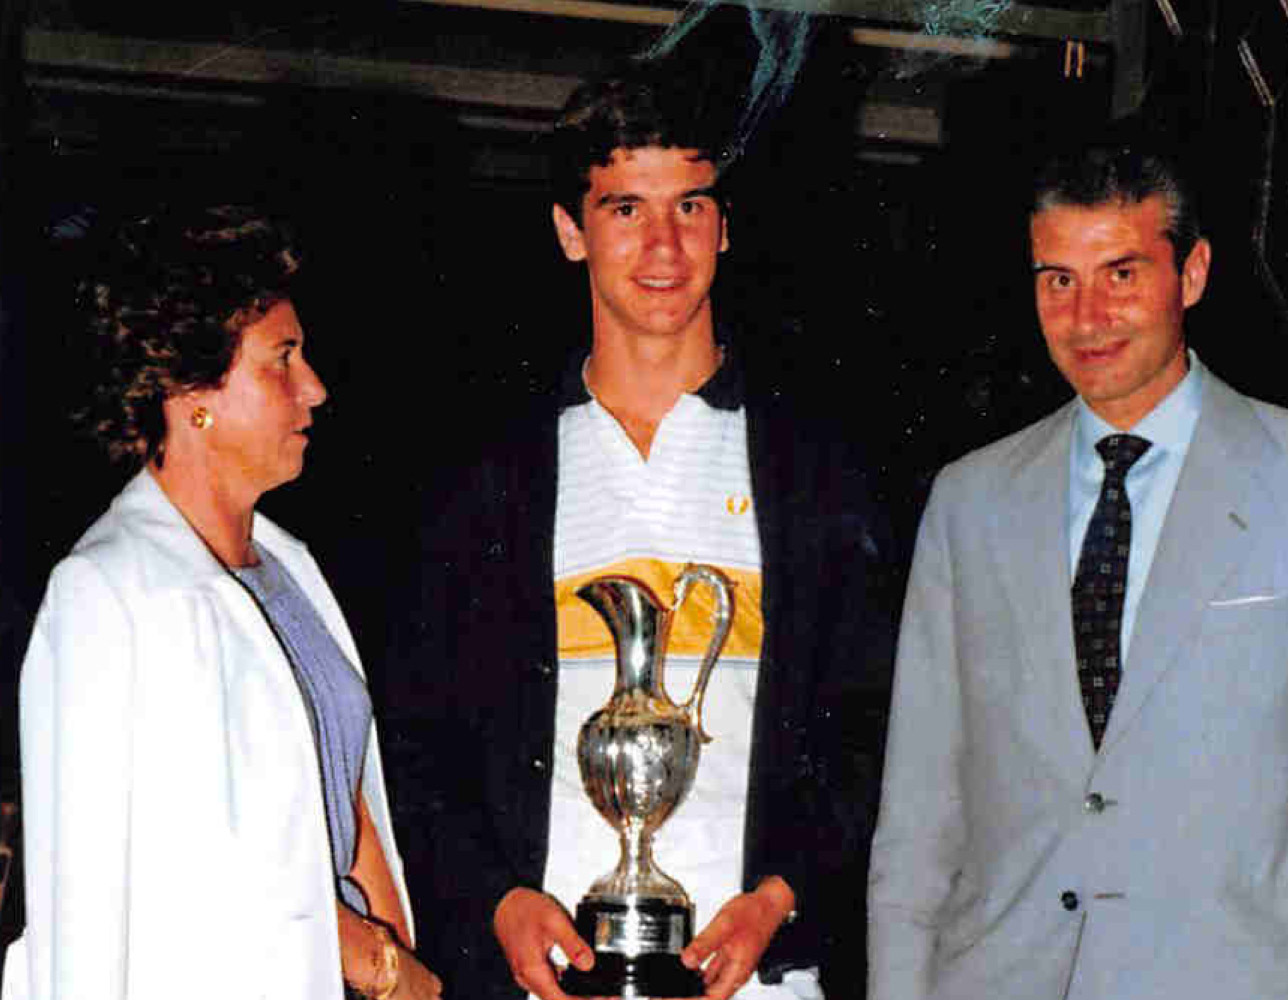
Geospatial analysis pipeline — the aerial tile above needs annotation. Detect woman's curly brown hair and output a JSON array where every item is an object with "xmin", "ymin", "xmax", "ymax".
[{"xmin": 79, "ymin": 204, "xmax": 301, "ymax": 467}]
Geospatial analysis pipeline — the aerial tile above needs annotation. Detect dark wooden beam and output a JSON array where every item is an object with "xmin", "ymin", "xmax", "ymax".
[
  {"xmin": 406, "ymin": 0, "xmax": 1114, "ymax": 43},
  {"xmin": 24, "ymin": 27, "xmax": 947, "ymax": 146}
]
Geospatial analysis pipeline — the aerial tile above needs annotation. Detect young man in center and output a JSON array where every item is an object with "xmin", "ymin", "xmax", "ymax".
[{"xmin": 393, "ymin": 58, "xmax": 891, "ymax": 1000}]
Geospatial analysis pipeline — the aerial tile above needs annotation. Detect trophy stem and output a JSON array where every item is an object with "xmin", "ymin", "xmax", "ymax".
[
  {"xmin": 618, "ymin": 820, "xmax": 653, "ymax": 890},
  {"xmin": 587, "ymin": 819, "xmax": 688, "ymax": 907}
]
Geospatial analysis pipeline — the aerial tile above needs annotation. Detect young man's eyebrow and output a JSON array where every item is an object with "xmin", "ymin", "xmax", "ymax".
[
  {"xmin": 592, "ymin": 187, "xmax": 720, "ymax": 209},
  {"xmin": 594, "ymin": 192, "xmax": 643, "ymax": 209}
]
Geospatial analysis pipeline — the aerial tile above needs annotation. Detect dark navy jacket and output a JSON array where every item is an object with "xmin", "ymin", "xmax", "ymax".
[{"xmin": 386, "ymin": 339, "xmax": 894, "ymax": 1000}]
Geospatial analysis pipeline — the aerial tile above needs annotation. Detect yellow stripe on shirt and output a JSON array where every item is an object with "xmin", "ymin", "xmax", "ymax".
[{"xmin": 557, "ymin": 557, "xmax": 764, "ymax": 662}]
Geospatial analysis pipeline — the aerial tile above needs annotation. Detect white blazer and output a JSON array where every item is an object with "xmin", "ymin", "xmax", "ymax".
[
  {"xmin": 869, "ymin": 373, "xmax": 1288, "ymax": 1000},
  {"xmin": 3, "ymin": 470, "xmax": 412, "ymax": 1000}
]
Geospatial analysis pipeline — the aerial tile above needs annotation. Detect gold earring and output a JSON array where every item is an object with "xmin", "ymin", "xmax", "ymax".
[{"xmin": 191, "ymin": 406, "xmax": 213, "ymax": 430}]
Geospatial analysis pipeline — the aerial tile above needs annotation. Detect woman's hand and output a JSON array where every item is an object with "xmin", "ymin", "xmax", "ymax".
[
  {"xmin": 390, "ymin": 945, "xmax": 443, "ymax": 1000},
  {"xmin": 345, "ymin": 793, "xmax": 438, "ymax": 996},
  {"xmin": 340, "ymin": 905, "xmax": 442, "ymax": 999}
]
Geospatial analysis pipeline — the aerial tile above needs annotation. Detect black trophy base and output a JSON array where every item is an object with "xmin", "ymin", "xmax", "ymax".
[{"xmin": 561, "ymin": 900, "xmax": 704, "ymax": 999}]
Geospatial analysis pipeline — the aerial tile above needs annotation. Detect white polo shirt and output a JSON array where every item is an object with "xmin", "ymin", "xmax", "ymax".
[{"xmin": 544, "ymin": 385, "xmax": 820, "ymax": 1000}]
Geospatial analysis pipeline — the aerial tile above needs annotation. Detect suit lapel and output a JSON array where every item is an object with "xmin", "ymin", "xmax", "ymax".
[
  {"xmin": 1099, "ymin": 375, "xmax": 1273, "ymax": 752},
  {"xmin": 994, "ymin": 402, "xmax": 1099, "ymax": 775}
]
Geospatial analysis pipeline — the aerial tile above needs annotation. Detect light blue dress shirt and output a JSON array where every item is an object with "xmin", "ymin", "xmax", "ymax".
[{"xmin": 1067, "ymin": 351, "xmax": 1205, "ymax": 664}]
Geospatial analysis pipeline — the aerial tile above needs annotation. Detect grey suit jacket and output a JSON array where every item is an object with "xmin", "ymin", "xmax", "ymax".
[{"xmin": 869, "ymin": 371, "xmax": 1288, "ymax": 1000}]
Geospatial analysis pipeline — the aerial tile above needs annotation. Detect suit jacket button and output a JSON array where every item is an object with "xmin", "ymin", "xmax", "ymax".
[
  {"xmin": 1061, "ymin": 891, "xmax": 1079, "ymax": 911},
  {"xmin": 1084, "ymin": 792, "xmax": 1105, "ymax": 813}
]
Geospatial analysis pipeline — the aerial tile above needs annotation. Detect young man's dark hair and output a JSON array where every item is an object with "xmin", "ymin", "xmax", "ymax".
[
  {"xmin": 550, "ymin": 57, "xmax": 731, "ymax": 224},
  {"xmin": 1029, "ymin": 144, "xmax": 1203, "ymax": 273}
]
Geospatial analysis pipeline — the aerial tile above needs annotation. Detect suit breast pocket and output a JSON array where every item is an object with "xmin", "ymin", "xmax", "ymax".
[
  {"xmin": 1185, "ymin": 594, "xmax": 1288, "ymax": 722},
  {"xmin": 1200, "ymin": 593, "xmax": 1288, "ymax": 637}
]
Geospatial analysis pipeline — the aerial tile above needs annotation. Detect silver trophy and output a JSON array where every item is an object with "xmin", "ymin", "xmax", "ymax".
[{"xmin": 561, "ymin": 564, "xmax": 734, "ymax": 999}]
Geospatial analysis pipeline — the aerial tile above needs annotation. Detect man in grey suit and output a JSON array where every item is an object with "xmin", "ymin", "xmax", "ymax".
[{"xmin": 869, "ymin": 143, "xmax": 1288, "ymax": 1000}]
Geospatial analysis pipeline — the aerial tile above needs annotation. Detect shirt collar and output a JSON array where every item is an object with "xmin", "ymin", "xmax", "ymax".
[
  {"xmin": 1073, "ymin": 349, "xmax": 1205, "ymax": 467},
  {"xmin": 556, "ymin": 328, "xmax": 744, "ymax": 413}
]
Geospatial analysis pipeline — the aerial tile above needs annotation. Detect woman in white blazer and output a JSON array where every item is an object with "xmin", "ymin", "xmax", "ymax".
[{"xmin": 3, "ymin": 207, "xmax": 441, "ymax": 1000}]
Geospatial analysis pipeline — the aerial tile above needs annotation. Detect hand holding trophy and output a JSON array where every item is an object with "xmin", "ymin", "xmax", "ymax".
[{"xmin": 561, "ymin": 564, "xmax": 734, "ymax": 999}]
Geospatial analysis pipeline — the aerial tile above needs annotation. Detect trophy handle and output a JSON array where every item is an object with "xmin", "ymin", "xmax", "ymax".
[{"xmin": 671, "ymin": 564, "xmax": 734, "ymax": 743}]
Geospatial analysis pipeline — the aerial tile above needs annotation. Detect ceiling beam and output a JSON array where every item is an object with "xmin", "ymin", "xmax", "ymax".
[
  {"xmin": 25, "ymin": 29, "xmax": 581, "ymax": 112},
  {"xmin": 405, "ymin": 0, "xmax": 1113, "ymax": 42},
  {"xmin": 24, "ymin": 27, "xmax": 945, "ymax": 146}
]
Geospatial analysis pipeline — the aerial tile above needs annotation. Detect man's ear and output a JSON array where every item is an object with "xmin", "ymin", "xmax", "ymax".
[
  {"xmin": 1181, "ymin": 237, "xmax": 1212, "ymax": 309},
  {"xmin": 552, "ymin": 203, "xmax": 587, "ymax": 262}
]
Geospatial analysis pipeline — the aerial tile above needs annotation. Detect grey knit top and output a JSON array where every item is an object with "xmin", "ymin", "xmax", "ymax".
[{"xmin": 233, "ymin": 543, "xmax": 372, "ymax": 913}]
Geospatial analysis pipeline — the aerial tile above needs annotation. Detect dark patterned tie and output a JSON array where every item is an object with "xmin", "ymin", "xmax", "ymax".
[{"xmin": 1072, "ymin": 434, "xmax": 1151, "ymax": 749}]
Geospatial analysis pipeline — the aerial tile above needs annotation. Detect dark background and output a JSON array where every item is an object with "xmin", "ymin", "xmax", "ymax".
[{"xmin": 2, "ymin": 0, "xmax": 1287, "ymax": 966}]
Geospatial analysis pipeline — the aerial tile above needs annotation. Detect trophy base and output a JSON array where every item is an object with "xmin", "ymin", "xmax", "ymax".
[
  {"xmin": 561, "ymin": 900, "xmax": 704, "ymax": 999},
  {"xmin": 561, "ymin": 952, "xmax": 705, "ymax": 999}
]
